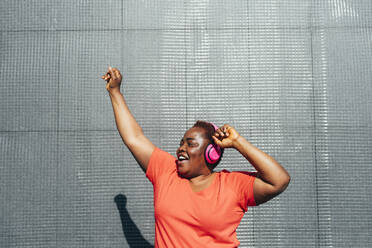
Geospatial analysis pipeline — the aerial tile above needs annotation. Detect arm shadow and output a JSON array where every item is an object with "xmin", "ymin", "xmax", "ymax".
[{"xmin": 114, "ymin": 194, "xmax": 154, "ymax": 248}]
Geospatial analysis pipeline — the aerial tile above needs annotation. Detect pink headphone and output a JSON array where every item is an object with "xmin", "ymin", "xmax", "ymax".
[{"xmin": 205, "ymin": 123, "xmax": 222, "ymax": 165}]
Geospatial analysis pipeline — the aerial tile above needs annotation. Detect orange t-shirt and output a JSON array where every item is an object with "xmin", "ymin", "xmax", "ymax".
[{"xmin": 146, "ymin": 147, "xmax": 257, "ymax": 248}]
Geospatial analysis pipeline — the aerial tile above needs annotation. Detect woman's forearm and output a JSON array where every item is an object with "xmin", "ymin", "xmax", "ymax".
[
  {"xmin": 108, "ymin": 89, "xmax": 144, "ymax": 145},
  {"xmin": 233, "ymin": 136, "xmax": 290, "ymax": 190}
]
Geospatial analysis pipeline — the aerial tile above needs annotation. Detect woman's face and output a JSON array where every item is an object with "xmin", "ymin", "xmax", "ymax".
[{"xmin": 176, "ymin": 127, "xmax": 210, "ymax": 178}]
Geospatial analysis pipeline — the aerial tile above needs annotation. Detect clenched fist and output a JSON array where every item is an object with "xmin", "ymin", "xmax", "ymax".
[
  {"xmin": 101, "ymin": 66, "xmax": 122, "ymax": 92},
  {"xmin": 212, "ymin": 124, "xmax": 241, "ymax": 149}
]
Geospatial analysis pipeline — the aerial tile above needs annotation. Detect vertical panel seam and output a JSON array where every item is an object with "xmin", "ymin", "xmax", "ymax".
[
  {"xmin": 56, "ymin": 29, "xmax": 61, "ymax": 248},
  {"xmin": 311, "ymin": 1, "xmax": 333, "ymax": 247},
  {"xmin": 184, "ymin": 0, "xmax": 188, "ymax": 128},
  {"xmin": 310, "ymin": 22, "xmax": 321, "ymax": 248}
]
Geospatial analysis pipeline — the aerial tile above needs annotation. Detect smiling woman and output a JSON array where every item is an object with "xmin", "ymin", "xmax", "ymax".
[
  {"xmin": 175, "ymin": 122, "xmax": 224, "ymax": 180},
  {"xmin": 102, "ymin": 67, "xmax": 291, "ymax": 248}
]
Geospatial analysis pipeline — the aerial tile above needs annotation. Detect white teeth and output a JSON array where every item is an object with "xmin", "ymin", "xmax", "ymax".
[{"xmin": 178, "ymin": 155, "xmax": 187, "ymax": 160}]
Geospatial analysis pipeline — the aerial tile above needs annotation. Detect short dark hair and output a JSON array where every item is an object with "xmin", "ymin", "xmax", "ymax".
[{"xmin": 192, "ymin": 120, "xmax": 224, "ymax": 168}]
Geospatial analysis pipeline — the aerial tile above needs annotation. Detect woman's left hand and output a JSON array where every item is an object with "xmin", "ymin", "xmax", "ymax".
[{"xmin": 212, "ymin": 124, "xmax": 241, "ymax": 149}]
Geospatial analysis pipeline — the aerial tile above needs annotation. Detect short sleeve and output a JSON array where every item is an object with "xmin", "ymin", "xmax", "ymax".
[
  {"xmin": 146, "ymin": 147, "xmax": 177, "ymax": 185},
  {"xmin": 229, "ymin": 171, "xmax": 258, "ymax": 211}
]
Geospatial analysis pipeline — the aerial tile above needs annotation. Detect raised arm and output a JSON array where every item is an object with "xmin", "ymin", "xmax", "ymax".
[
  {"xmin": 212, "ymin": 124, "xmax": 290, "ymax": 205},
  {"xmin": 102, "ymin": 67, "xmax": 155, "ymax": 172}
]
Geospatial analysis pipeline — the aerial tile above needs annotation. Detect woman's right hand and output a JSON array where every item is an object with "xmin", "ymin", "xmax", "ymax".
[{"xmin": 101, "ymin": 66, "xmax": 122, "ymax": 92}]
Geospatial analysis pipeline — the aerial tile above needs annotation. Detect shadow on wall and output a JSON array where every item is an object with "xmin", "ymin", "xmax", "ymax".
[{"xmin": 114, "ymin": 194, "xmax": 154, "ymax": 248}]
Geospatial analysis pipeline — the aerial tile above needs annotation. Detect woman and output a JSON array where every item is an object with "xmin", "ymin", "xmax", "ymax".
[{"xmin": 102, "ymin": 67, "xmax": 290, "ymax": 248}]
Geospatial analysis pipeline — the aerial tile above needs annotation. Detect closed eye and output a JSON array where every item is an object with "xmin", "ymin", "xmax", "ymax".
[{"xmin": 179, "ymin": 141, "xmax": 197, "ymax": 147}]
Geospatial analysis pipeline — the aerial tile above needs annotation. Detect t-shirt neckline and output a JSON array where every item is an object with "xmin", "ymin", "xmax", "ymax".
[{"xmin": 186, "ymin": 172, "xmax": 219, "ymax": 195}]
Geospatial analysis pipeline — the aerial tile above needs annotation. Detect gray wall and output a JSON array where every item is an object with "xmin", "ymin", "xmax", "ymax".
[{"xmin": 1, "ymin": 1, "xmax": 371, "ymax": 247}]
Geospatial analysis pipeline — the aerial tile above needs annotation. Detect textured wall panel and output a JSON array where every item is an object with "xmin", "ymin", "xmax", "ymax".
[
  {"xmin": 0, "ymin": 0, "xmax": 59, "ymax": 31},
  {"xmin": 0, "ymin": 132, "xmax": 58, "ymax": 248},
  {"xmin": 246, "ymin": 0, "xmax": 311, "ymax": 28},
  {"xmin": 55, "ymin": 0, "xmax": 122, "ymax": 31},
  {"xmin": 57, "ymin": 131, "xmax": 154, "ymax": 247},
  {"xmin": 1, "ymin": 0, "xmax": 371, "ymax": 247},
  {"xmin": 0, "ymin": 32, "xmax": 59, "ymax": 131},
  {"xmin": 0, "ymin": 0, "xmax": 122, "ymax": 31},
  {"xmin": 313, "ymin": 0, "xmax": 372, "ymax": 28},
  {"xmin": 123, "ymin": 0, "xmax": 185, "ymax": 30},
  {"xmin": 312, "ymin": 26, "xmax": 372, "ymax": 247},
  {"xmin": 59, "ymin": 31, "xmax": 123, "ymax": 131}
]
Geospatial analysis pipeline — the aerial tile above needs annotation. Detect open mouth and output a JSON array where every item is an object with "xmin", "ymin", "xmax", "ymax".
[
  {"xmin": 177, "ymin": 154, "xmax": 189, "ymax": 162},
  {"xmin": 178, "ymin": 155, "xmax": 188, "ymax": 161},
  {"xmin": 177, "ymin": 154, "xmax": 189, "ymax": 165}
]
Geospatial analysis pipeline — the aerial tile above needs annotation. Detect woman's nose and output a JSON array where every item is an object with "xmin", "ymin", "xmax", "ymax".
[{"xmin": 178, "ymin": 144, "xmax": 186, "ymax": 152}]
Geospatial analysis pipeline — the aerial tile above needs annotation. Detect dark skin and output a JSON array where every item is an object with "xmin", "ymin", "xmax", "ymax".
[
  {"xmin": 176, "ymin": 127, "xmax": 217, "ymax": 191},
  {"xmin": 102, "ymin": 67, "xmax": 290, "ymax": 204},
  {"xmin": 177, "ymin": 125, "xmax": 291, "ymax": 203}
]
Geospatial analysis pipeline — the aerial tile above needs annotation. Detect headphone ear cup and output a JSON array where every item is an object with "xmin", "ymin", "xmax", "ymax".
[
  {"xmin": 205, "ymin": 143, "xmax": 222, "ymax": 165},
  {"xmin": 205, "ymin": 144, "xmax": 213, "ymax": 164},
  {"xmin": 205, "ymin": 122, "xmax": 222, "ymax": 165}
]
